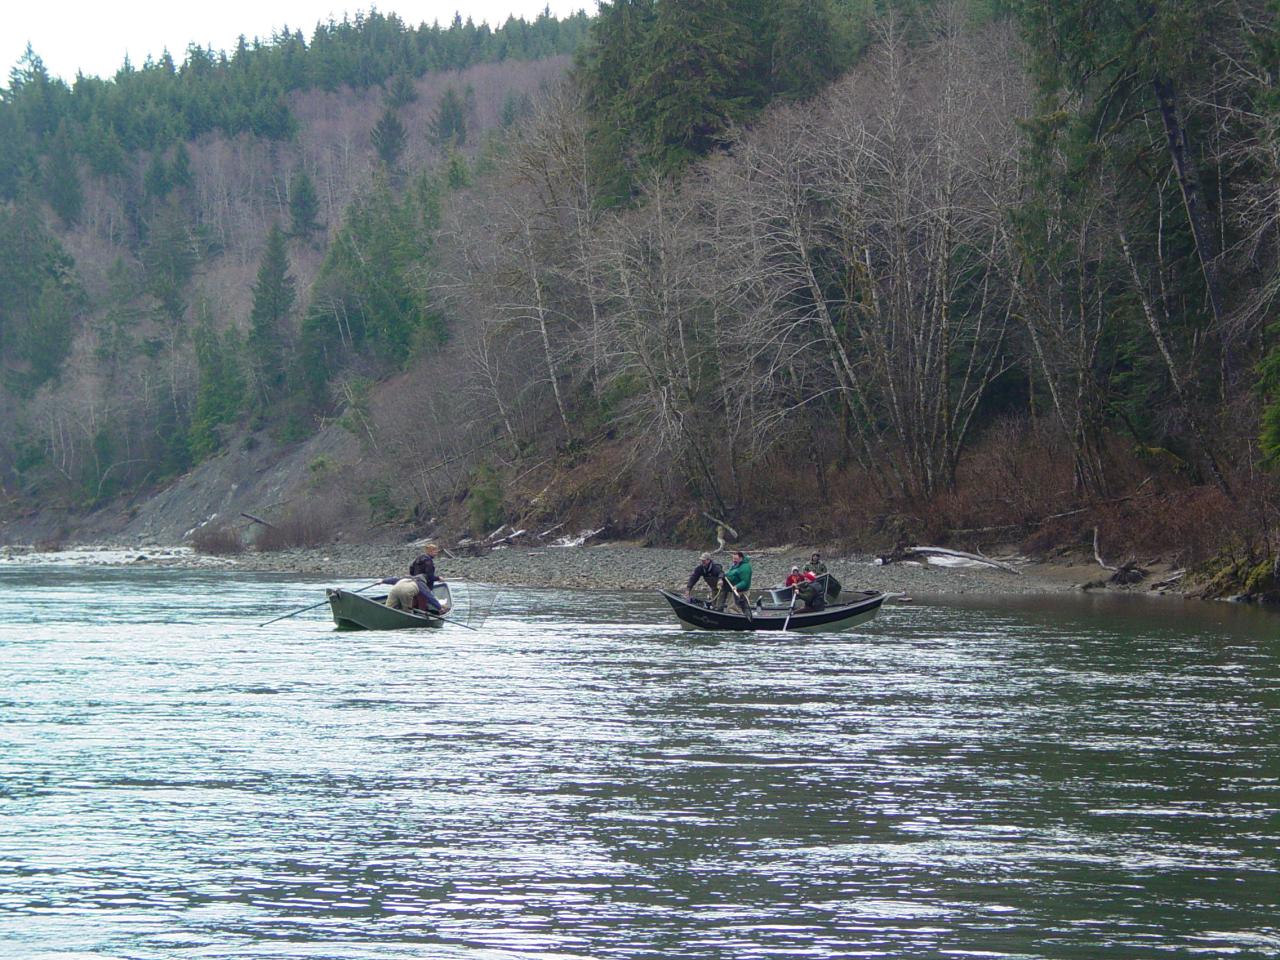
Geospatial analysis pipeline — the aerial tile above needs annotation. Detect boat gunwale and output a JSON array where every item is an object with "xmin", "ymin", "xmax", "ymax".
[
  {"xmin": 658, "ymin": 588, "xmax": 884, "ymax": 633},
  {"xmin": 327, "ymin": 586, "xmax": 449, "ymax": 630}
]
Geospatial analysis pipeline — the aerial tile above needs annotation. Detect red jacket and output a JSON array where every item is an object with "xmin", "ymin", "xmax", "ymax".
[{"xmin": 785, "ymin": 571, "xmax": 816, "ymax": 587}]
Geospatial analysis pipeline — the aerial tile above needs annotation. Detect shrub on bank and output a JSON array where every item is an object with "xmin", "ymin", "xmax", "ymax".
[
  {"xmin": 255, "ymin": 511, "xmax": 331, "ymax": 551},
  {"xmin": 191, "ymin": 525, "xmax": 245, "ymax": 555}
]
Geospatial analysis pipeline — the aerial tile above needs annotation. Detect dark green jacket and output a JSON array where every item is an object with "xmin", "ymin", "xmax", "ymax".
[{"xmin": 725, "ymin": 555, "xmax": 752, "ymax": 590}]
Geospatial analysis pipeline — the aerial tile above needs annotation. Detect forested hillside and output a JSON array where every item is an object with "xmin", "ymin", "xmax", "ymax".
[
  {"xmin": 2, "ymin": 0, "xmax": 1278, "ymax": 594},
  {"xmin": 0, "ymin": 9, "xmax": 585, "ymax": 507}
]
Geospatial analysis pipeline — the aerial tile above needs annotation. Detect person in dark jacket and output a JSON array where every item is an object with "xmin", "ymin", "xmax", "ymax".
[
  {"xmin": 685, "ymin": 552, "xmax": 723, "ymax": 603},
  {"xmin": 406, "ymin": 543, "xmax": 446, "ymax": 613},
  {"xmin": 795, "ymin": 576, "xmax": 825, "ymax": 611},
  {"xmin": 804, "ymin": 552, "xmax": 827, "ymax": 576},
  {"xmin": 409, "ymin": 544, "xmax": 441, "ymax": 584}
]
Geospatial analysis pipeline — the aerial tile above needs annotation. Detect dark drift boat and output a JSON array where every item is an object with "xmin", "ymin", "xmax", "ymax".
[
  {"xmin": 327, "ymin": 583, "xmax": 453, "ymax": 631},
  {"xmin": 659, "ymin": 575, "xmax": 884, "ymax": 633}
]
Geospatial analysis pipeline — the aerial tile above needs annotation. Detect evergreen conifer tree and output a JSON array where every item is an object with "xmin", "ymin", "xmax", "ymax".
[
  {"xmin": 432, "ymin": 87, "xmax": 468, "ymax": 146},
  {"xmin": 371, "ymin": 107, "xmax": 407, "ymax": 169},
  {"xmin": 169, "ymin": 143, "xmax": 194, "ymax": 191},
  {"xmin": 768, "ymin": 0, "xmax": 840, "ymax": 98},
  {"xmin": 575, "ymin": 0, "xmax": 657, "ymax": 201},
  {"xmin": 44, "ymin": 122, "xmax": 83, "ymax": 227},
  {"xmin": 248, "ymin": 223, "xmax": 295, "ymax": 403},
  {"xmin": 190, "ymin": 308, "xmax": 245, "ymax": 458},
  {"xmin": 384, "ymin": 72, "xmax": 418, "ymax": 108},
  {"xmin": 142, "ymin": 200, "xmax": 196, "ymax": 322},
  {"xmin": 144, "ymin": 151, "xmax": 170, "ymax": 198},
  {"xmin": 0, "ymin": 202, "xmax": 84, "ymax": 392},
  {"xmin": 635, "ymin": 0, "xmax": 756, "ymax": 171},
  {"xmin": 288, "ymin": 168, "xmax": 321, "ymax": 239}
]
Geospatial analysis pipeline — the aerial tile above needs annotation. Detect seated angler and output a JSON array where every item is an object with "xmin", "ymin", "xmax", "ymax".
[{"xmin": 785, "ymin": 565, "xmax": 816, "ymax": 588}]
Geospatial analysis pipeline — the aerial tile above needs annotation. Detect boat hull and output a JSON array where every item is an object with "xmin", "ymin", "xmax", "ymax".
[
  {"xmin": 327, "ymin": 584, "xmax": 451, "ymax": 630},
  {"xmin": 659, "ymin": 589, "xmax": 883, "ymax": 633}
]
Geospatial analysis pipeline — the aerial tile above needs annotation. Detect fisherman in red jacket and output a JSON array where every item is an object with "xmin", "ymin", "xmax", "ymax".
[{"xmin": 785, "ymin": 566, "xmax": 816, "ymax": 587}]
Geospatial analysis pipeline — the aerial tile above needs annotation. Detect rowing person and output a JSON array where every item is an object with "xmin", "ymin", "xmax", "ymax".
[{"xmin": 714, "ymin": 550, "xmax": 753, "ymax": 615}]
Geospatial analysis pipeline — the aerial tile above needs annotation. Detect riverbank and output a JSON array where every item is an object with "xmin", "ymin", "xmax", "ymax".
[
  {"xmin": 0, "ymin": 538, "xmax": 1182, "ymax": 598},
  {"xmin": 23, "ymin": 540, "xmax": 1152, "ymax": 598}
]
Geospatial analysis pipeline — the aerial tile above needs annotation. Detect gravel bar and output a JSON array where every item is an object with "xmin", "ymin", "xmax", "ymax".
[{"xmin": 221, "ymin": 542, "xmax": 1101, "ymax": 598}]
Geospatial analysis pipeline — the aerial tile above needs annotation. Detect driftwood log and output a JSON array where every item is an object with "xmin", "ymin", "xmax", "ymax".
[
  {"xmin": 702, "ymin": 512, "xmax": 738, "ymax": 553},
  {"xmin": 1093, "ymin": 526, "xmax": 1148, "ymax": 585},
  {"xmin": 879, "ymin": 543, "xmax": 1022, "ymax": 575}
]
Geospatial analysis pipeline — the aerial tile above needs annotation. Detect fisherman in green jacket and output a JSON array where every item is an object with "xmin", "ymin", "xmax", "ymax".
[{"xmin": 714, "ymin": 550, "xmax": 753, "ymax": 616}]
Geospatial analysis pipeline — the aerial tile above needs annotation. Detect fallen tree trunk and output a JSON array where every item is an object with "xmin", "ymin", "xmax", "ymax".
[
  {"xmin": 1092, "ymin": 527, "xmax": 1116, "ymax": 571},
  {"xmin": 881, "ymin": 545, "xmax": 1022, "ymax": 574}
]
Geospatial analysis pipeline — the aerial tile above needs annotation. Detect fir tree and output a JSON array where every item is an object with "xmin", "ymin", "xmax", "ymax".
[
  {"xmin": 142, "ymin": 200, "xmax": 196, "ymax": 322},
  {"xmin": 768, "ymin": 0, "xmax": 840, "ymax": 99},
  {"xmin": 384, "ymin": 72, "xmax": 418, "ymax": 108},
  {"xmin": 190, "ymin": 307, "xmax": 245, "ymax": 459},
  {"xmin": 144, "ymin": 151, "xmax": 170, "ymax": 198},
  {"xmin": 371, "ymin": 107, "xmax": 407, "ymax": 169},
  {"xmin": 499, "ymin": 90, "xmax": 533, "ymax": 128},
  {"xmin": 635, "ymin": 0, "xmax": 756, "ymax": 171},
  {"xmin": 248, "ymin": 223, "xmax": 295, "ymax": 403},
  {"xmin": 431, "ymin": 87, "xmax": 468, "ymax": 146},
  {"xmin": 575, "ymin": 0, "xmax": 657, "ymax": 201},
  {"xmin": 169, "ymin": 143, "xmax": 194, "ymax": 191},
  {"xmin": 44, "ymin": 122, "xmax": 83, "ymax": 227},
  {"xmin": 0, "ymin": 202, "xmax": 84, "ymax": 392},
  {"xmin": 288, "ymin": 167, "xmax": 321, "ymax": 239}
]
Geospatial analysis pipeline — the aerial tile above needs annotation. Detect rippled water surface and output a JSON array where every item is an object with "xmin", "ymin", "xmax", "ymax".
[{"xmin": 1, "ymin": 567, "xmax": 1277, "ymax": 959}]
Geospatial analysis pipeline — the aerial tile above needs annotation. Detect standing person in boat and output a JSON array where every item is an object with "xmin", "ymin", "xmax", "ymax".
[
  {"xmin": 714, "ymin": 550, "xmax": 753, "ymax": 614},
  {"xmin": 804, "ymin": 552, "xmax": 827, "ymax": 576},
  {"xmin": 407, "ymin": 543, "xmax": 446, "ymax": 614},
  {"xmin": 685, "ymin": 552, "xmax": 724, "ymax": 603}
]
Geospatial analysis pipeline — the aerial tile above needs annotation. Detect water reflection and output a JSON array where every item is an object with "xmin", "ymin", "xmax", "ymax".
[{"xmin": 0, "ymin": 568, "xmax": 1276, "ymax": 959}]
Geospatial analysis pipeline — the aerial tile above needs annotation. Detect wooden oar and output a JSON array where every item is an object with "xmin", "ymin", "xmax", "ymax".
[
  {"xmin": 726, "ymin": 579, "xmax": 752, "ymax": 622},
  {"xmin": 781, "ymin": 587, "xmax": 799, "ymax": 632},
  {"xmin": 259, "ymin": 579, "xmax": 382, "ymax": 627},
  {"xmin": 438, "ymin": 616, "xmax": 480, "ymax": 632}
]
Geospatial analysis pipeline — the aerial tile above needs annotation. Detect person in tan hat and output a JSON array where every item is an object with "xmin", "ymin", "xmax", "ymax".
[{"xmin": 684, "ymin": 552, "xmax": 724, "ymax": 603}]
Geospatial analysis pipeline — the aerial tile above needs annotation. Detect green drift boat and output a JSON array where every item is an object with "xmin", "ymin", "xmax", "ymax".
[{"xmin": 327, "ymin": 582, "xmax": 453, "ymax": 630}]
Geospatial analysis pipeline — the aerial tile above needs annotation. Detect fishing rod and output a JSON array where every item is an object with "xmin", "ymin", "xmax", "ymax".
[{"xmin": 258, "ymin": 579, "xmax": 382, "ymax": 627}]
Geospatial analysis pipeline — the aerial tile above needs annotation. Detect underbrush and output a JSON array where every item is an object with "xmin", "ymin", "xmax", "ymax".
[
  {"xmin": 190, "ymin": 525, "xmax": 245, "ymax": 555},
  {"xmin": 413, "ymin": 415, "xmax": 1280, "ymax": 577},
  {"xmin": 255, "ymin": 504, "xmax": 340, "ymax": 551}
]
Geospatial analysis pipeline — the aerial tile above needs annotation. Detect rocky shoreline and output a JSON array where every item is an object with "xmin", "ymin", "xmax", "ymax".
[{"xmin": 159, "ymin": 541, "xmax": 1148, "ymax": 598}]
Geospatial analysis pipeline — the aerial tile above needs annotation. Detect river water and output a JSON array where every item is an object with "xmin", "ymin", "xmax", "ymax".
[{"xmin": 0, "ymin": 566, "xmax": 1277, "ymax": 959}]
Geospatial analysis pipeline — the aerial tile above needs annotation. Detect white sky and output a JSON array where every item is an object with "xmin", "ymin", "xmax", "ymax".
[{"xmin": 8, "ymin": 0, "xmax": 597, "ymax": 82}]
